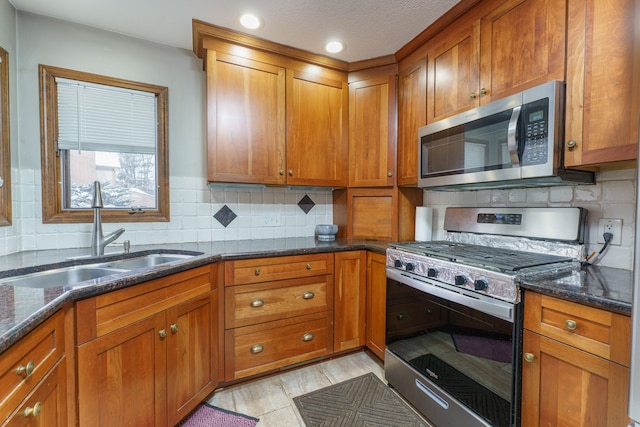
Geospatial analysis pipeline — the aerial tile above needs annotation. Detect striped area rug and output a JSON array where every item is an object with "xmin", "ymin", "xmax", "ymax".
[{"xmin": 294, "ymin": 373, "xmax": 429, "ymax": 427}]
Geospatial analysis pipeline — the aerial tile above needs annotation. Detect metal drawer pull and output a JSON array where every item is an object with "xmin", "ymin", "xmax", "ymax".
[
  {"xmin": 16, "ymin": 360, "xmax": 35, "ymax": 377},
  {"xmin": 306, "ymin": 263, "xmax": 312, "ymax": 270},
  {"xmin": 255, "ymin": 268, "xmax": 261, "ymax": 276},
  {"xmin": 302, "ymin": 333, "xmax": 315, "ymax": 342},
  {"xmin": 250, "ymin": 344, "xmax": 264, "ymax": 354},
  {"xmin": 565, "ymin": 319, "xmax": 578, "ymax": 330},
  {"xmin": 250, "ymin": 299, "xmax": 265, "ymax": 308},
  {"xmin": 302, "ymin": 292, "xmax": 315, "ymax": 300},
  {"xmin": 158, "ymin": 329, "xmax": 167, "ymax": 338},
  {"xmin": 23, "ymin": 402, "xmax": 42, "ymax": 417},
  {"xmin": 397, "ymin": 314, "xmax": 405, "ymax": 320},
  {"xmin": 170, "ymin": 323, "xmax": 178, "ymax": 333},
  {"xmin": 524, "ymin": 353, "xmax": 535, "ymax": 363}
]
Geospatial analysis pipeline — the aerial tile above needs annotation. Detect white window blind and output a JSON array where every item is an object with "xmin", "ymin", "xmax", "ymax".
[{"xmin": 56, "ymin": 77, "xmax": 157, "ymax": 155}]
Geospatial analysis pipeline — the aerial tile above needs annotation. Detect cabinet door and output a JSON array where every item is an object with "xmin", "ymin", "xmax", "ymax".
[
  {"xmin": 77, "ymin": 313, "xmax": 167, "ymax": 427},
  {"xmin": 348, "ymin": 75, "xmax": 396, "ymax": 187},
  {"xmin": 397, "ymin": 57, "xmax": 426, "ymax": 186},
  {"xmin": 522, "ymin": 330, "xmax": 630, "ymax": 427},
  {"xmin": 365, "ymin": 252, "xmax": 387, "ymax": 360},
  {"xmin": 564, "ymin": 0, "xmax": 640, "ymax": 166},
  {"xmin": 4, "ymin": 359, "xmax": 67, "ymax": 427},
  {"xmin": 479, "ymin": 0, "xmax": 566, "ymax": 103},
  {"xmin": 206, "ymin": 51, "xmax": 286, "ymax": 184},
  {"xmin": 334, "ymin": 251, "xmax": 366, "ymax": 352},
  {"xmin": 286, "ymin": 70, "xmax": 348, "ymax": 187},
  {"xmin": 166, "ymin": 292, "xmax": 217, "ymax": 426},
  {"xmin": 426, "ymin": 22, "xmax": 480, "ymax": 122}
]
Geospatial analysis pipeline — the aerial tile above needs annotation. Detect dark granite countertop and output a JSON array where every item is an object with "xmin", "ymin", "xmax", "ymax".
[
  {"xmin": 0, "ymin": 238, "xmax": 388, "ymax": 354},
  {"xmin": 518, "ymin": 264, "xmax": 633, "ymax": 315}
]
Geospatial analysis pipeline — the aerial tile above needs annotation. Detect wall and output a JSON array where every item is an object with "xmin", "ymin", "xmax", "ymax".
[{"xmin": 423, "ymin": 168, "xmax": 637, "ymax": 270}]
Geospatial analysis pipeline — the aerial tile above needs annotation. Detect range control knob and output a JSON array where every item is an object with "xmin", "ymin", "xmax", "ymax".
[
  {"xmin": 427, "ymin": 268, "xmax": 439, "ymax": 278},
  {"xmin": 394, "ymin": 259, "xmax": 404, "ymax": 268},
  {"xmin": 405, "ymin": 263, "xmax": 416, "ymax": 272},
  {"xmin": 474, "ymin": 278, "xmax": 489, "ymax": 291},
  {"xmin": 454, "ymin": 275, "xmax": 468, "ymax": 286}
]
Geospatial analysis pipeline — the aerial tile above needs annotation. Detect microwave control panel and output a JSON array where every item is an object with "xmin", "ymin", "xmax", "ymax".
[{"xmin": 521, "ymin": 97, "xmax": 549, "ymax": 166}]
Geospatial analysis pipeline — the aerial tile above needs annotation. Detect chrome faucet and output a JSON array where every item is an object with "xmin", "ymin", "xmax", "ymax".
[{"xmin": 90, "ymin": 181, "xmax": 125, "ymax": 257}]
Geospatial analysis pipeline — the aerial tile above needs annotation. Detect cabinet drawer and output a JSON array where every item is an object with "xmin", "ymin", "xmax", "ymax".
[
  {"xmin": 3, "ymin": 358, "xmax": 67, "ymax": 427},
  {"xmin": 225, "ymin": 312, "xmax": 333, "ymax": 380},
  {"xmin": 0, "ymin": 310, "xmax": 65, "ymax": 420},
  {"xmin": 225, "ymin": 275, "xmax": 333, "ymax": 328},
  {"xmin": 524, "ymin": 292, "xmax": 631, "ymax": 366},
  {"xmin": 76, "ymin": 264, "xmax": 215, "ymax": 343},
  {"xmin": 225, "ymin": 253, "xmax": 333, "ymax": 285}
]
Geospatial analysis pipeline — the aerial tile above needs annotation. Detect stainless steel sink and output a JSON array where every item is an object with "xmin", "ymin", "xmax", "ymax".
[
  {"xmin": 0, "ymin": 266, "xmax": 128, "ymax": 289},
  {"xmin": 101, "ymin": 254, "xmax": 195, "ymax": 270}
]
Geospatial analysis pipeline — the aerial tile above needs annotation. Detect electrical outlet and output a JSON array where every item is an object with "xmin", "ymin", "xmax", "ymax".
[
  {"xmin": 597, "ymin": 218, "xmax": 622, "ymax": 245},
  {"xmin": 263, "ymin": 213, "xmax": 281, "ymax": 227}
]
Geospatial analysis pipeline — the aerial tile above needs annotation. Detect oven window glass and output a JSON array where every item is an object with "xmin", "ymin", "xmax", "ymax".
[
  {"xmin": 421, "ymin": 109, "xmax": 514, "ymax": 178},
  {"xmin": 386, "ymin": 279, "xmax": 514, "ymax": 427}
]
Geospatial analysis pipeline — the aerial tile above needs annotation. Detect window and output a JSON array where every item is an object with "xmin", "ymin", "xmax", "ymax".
[
  {"xmin": 39, "ymin": 65, "xmax": 169, "ymax": 223},
  {"xmin": 0, "ymin": 46, "xmax": 11, "ymax": 226}
]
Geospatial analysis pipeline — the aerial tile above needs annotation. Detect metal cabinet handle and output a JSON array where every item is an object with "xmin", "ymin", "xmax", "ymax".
[
  {"xmin": 387, "ymin": 171, "xmax": 393, "ymax": 177},
  {"xmin": 279, "ymin": 169, "xmax": 285, "ymax": 175},
  {"xmin": 302, "ymin": 292, "xmax": 315, "ymax": 300},
  {"xmin": 302, "ymin": 333, "xmax": 315, "ymax": 342},
  {"xmin": 16, "ymin": 360, "xmax": 35, "ymax": 377},
  {"xmin": 288, "ymin": 170, "xmax": 294, "ymax": 176},
  {"xmin": 524, "ymin": 353, "xmax": 535, "ymax": 363},
  {"xmin": 158, "ymin": 329, "xmax": 167, "ymax": 339},
  {"xmin": 23, "ymin": 402, "xmax": 42, "ymax": 417},
  {"xmin": 170, "ymin": 323, "xmax": 178, "ymax": 333},
  {"xmin": 306, "ymin": 263, "xmax": 312, "ymax": 270},
  {"xmin": 565, "ymin": 319, "xmax": 578, "ymax": 330},
  {"xmin": 480, "ymin": 87, "xmax": 487, "ymax": 96},
  {"xmin": 566, "ymin": 139, "xmax": 577, "ymax": 150},
  {"xmin": 250, "ymin": 344, "xmax": 264, "ymax": 354},
  {"xmin": 470, "ymin": 92, "xmax": 477, "ymax": 99},
  {"xmin": 250, "ymin": 299, "xmax": 265, "ymax": 308},
  {"xmin": 397, "ymin": 314, "xmax": 405, "ymax": 320},
  {"xmin": 255, "ymin": 268, "xmax": 261, "ymax": 276}
]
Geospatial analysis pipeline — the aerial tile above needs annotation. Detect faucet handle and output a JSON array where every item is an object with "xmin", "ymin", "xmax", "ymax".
[{"xmin": 91, "ymin": 181, "xmax": 104, "ymax": 209}]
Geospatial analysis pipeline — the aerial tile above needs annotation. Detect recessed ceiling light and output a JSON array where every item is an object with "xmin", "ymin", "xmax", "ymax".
[
  {"xmin": 240, "ymin": 14, "xmax": 262, "ymax": 30},
  {"xmin": 325, "ymin": 41, "xmax": 344, "ymax": 54}
]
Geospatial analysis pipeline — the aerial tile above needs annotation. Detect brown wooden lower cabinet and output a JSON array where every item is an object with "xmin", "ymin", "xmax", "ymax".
[
  {"xmin": 365, "ymin": 251, "xmax": 387, "ymax": 360},
  {"xmin": 522, "ymin": 292, "xmax": 631, "ymax": 426},
  {"xmin": 334, "ymin": 251, "xmax": 366, "ymax": 352},
  {"xmin": 75, "ymin": 264, "xmax": 218, "ymax": 427}
]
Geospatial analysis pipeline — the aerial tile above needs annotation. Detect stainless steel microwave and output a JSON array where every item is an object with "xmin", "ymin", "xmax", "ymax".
[{"xmin": 418, "ymin": 80, "xmax": 594, "ymax": 190}]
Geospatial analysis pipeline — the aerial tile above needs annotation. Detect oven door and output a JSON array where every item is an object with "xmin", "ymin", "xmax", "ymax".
[{"xmin": 385, "ymin": 268, "xmax": 521, "ymax": 427}]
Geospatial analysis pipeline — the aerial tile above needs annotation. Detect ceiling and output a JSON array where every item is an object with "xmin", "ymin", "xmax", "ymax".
[{"xmin": 8, "ymin": 0, "xmax": 460, "ymax": 63}]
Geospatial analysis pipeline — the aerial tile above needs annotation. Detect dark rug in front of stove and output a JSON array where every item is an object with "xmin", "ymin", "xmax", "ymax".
[
  {"xmin": 293, "ymin": 372, "xmax": 429, "ymax": 427},
  {"xmin": 409, "ymin": 353, "xmax": 511, "ymax": 427}
]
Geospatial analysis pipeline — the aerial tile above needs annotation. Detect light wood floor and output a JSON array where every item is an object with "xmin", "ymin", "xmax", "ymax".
[{"xmin": 206, "ymin": 350, "xmax": 429, "ymax": 426}]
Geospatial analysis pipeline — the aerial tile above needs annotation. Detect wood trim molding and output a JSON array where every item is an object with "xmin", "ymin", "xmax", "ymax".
[{"xmin": 0, "ymin": 46, "xmax": 11, "ymax": 226}]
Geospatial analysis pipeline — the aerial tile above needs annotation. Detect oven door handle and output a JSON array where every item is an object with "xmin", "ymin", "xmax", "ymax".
[
  {"xmin": 415, "ymin": 379, "xmax": 449, "ymax": 409},
  {"xmin": 386, "ymin": 268, "xmax": 514, "ymax": 323}
]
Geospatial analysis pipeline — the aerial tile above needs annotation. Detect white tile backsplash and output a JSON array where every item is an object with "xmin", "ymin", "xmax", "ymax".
[
  {"xmin": 423, "ymin": 169, "xmax": 638, "ymax": 270},
  {"xmin": 0, "ymin": 168, "xmax": 636, "ymax": 271}
]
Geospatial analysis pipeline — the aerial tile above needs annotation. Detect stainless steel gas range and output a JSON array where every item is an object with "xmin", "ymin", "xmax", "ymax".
[{"xmin": 384, "ymin": 207, "xmax": 587, "ymax": 427}]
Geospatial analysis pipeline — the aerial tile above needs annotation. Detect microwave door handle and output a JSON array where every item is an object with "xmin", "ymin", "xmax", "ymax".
[{"xmin": 507, "ymin": 106, "xmax": 521, "ymax": 167}]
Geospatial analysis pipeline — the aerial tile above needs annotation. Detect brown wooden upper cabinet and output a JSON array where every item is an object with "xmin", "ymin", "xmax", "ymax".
[
  {"xmin": 564, "ymin": 0, "xmax": 640, "ymax": 167},
  {"xmin": 194, "ymin": 22, "xmax": 348, "ymax": 187},
  {"xmin": 396, "ymin": 58, "xmax": 427, "ymax": 186},
  {"xmin": 427, "ymin": 0, "xmax": 566, "ymax": 123},
  {"xmin": 348, "ymin": 74, "xmax": 396, "ymax": 187}
]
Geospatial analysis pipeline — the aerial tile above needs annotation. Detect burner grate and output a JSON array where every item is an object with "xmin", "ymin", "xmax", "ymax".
[{"xmin": 392, "ymin": 241, "xmax": 572, "ymax": 272}]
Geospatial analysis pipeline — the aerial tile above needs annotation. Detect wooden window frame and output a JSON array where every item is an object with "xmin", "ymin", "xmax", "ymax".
[
  {"xmin": 0, "ymin": 46, "xmax": 11, "ymax": 226},
  {"xmin": 39, "ymin": 65, "xmax": 169, "ymax": 224}
]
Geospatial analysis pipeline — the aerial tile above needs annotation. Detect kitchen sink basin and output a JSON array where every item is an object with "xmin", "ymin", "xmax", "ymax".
[
  {"xmin": 100, "ymin": 253, "xmax": 195, "ymax": 270},
  {"xmin": 0, "ymin": 266, "xmax": 128, "ymax": 289}
]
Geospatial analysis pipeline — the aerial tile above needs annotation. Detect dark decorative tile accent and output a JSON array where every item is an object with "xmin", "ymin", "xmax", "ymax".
[
  {"xmin": 297, "ymin": 194, "xmax": 315, "ymax": 214},
  {"xmin": 213, "ymin": 205, "xmax": 237, "ymax": 228}
]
